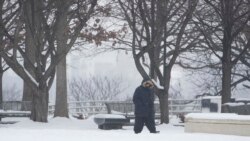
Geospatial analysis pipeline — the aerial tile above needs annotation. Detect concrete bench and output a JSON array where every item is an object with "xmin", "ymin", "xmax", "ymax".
[
  {"xmin": 94, "ymin": 114, "xmax": 130, "ymax": 130},
  {"xmin": 0, "ymin": 110, "xmax": 31, "ymax": 121},
  {"xmin": 185, "ymin": 113, "xmax": 250, "ymax": 136}
]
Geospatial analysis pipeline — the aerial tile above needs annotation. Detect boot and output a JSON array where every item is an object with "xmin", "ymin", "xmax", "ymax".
[{"xmin": 150, "ymin": 131, "xmax": 160, "ymax": 133}]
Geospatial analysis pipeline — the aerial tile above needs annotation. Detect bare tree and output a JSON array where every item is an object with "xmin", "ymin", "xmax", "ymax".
[
  {"xmin": 118, "ymin": 0, "xmax": 198, "ymax": 123},
  {"xmin": 22, "ymin": 0, "xmax": 37, "ymax": 107},
  {"xmin": 176, "ymin": 4, "xmax": 250, "ymax": 99},
  {"xmin": 194, "ymin": 0, "xmax": 250, "ymax": 108},
  {"xmin": 54, "ymin": 0, "xmax": 119, "ymax": 118},
  {"xmin": 69, "ymin": 75, "xmax": 127, "ymax": 101},
  {"xmin": 0, "ymin": 0, "xmax": 98, "ymax": 122}
]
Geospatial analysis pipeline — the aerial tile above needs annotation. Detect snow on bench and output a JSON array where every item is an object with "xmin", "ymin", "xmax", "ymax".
[
  {"xmin": 93, "ymin": 114, "xmax": 130, "ymax": 130},
  {"xmin": 0, "ymin": 110, "xmax": 31, "ymax": 121},
  {"xmin": 185, "ymin": 113, "xmax": 250, "ymax": 136}
]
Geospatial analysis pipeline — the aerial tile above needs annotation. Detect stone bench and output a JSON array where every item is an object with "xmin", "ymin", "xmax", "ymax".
[
  {"xmin": 185, "ymin": 113, "xmax": 250, "ymax": 136},
  {"xmin": 0, "ymin": 110, "xmax": 31, "ymax": 121},
  {"xmin": 94, "ymin": 114, "xmax": 130, "ymax": 130}
]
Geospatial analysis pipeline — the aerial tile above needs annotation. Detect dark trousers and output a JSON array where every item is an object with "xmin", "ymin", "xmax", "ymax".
[{"xmin": 134, "ymin": 116, "xmax": 156, "ymax": 133}]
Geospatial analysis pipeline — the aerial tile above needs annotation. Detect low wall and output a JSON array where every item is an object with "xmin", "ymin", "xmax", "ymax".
[
  {"xmin": 222, "ymin": 103, "xmax": 250, "ymax": 115},
  {"xmin": 185, "ymin": 113, "xmax": 250, "ymax": 136}
]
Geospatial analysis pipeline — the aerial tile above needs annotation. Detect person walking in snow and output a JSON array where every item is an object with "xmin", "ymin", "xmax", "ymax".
[{"xmin": 133, "ymin": 79, "xmax": 159, "ymax": 134}]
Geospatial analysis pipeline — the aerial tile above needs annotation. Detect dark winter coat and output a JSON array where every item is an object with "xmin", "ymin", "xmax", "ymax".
[{"xmin": 133, "ymin": 86, "xmax": 155, "ymax": 117}]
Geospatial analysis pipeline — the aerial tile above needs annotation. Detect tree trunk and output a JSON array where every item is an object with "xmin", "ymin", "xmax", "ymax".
[
  {"xmin": 22, "ymin": 0, "xmax": 36, "ymax": 110},
  {"xmin": 22, "ymin": 84, "xmax": 33, "ymax": 111},
  {"xmin": 21, "ymin": 81, "xmax": 34, "ymax": 111},
  {"xmin": 31, "ymin": 85, "xmax": 49, "ymax": 122},
  {"xmin": 158, "ymin": 90, "xmax": 169, "ymax": 124},
  {"xmin": 0, "ymin": 66, "xmax": 3, "ymax": 109},
  {"xmin": 23, "ymin": 84, "xmax": 33, "ymax": 102},
  {"xmin": 160, "ymin": 68, "xmax": 171, "ymax": 124},
  {"xmin": 0, "ymin": 0, "xmax": 3, "ymax": 109},
  {"xmin": 54, "ymin": 55, "xmax": 69, "ymax": 117},
  {"xmin": 221, "ymin": 0, "xmax": 233, "ymax": 110},
  {"xmin": 53, "ymin": 3, "xmax": 69, "ymax": 117},
  {"xmin": 221, "ymin": 60, "xmax": 232, "ymax": 105}
]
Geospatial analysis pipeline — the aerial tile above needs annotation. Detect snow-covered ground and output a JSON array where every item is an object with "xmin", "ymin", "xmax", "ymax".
[{"xmin": 0, "ymin": 116, "xmax": 250, "ymax": 141}]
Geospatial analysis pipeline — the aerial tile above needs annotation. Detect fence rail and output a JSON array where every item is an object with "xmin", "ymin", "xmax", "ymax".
[
  {"xmin": 0, "ymin": 101, "xmax": 32, "ymax": 111},
  {"xmin": 49, "ymin": 99, "xmax": 202, "ymax": 116},
  {"xmin": 1, "ymin": 99, "xmax": 202, "ymax": 116}
]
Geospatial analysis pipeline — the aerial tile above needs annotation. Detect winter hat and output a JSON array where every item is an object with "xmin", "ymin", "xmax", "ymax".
[
  {"xmin": 141, "ymin": 78, "xmax": 150, "ymax": 85},
  {"xmin": 141, "ymin": 78, "xmax": 154, "ymax": 87}
]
